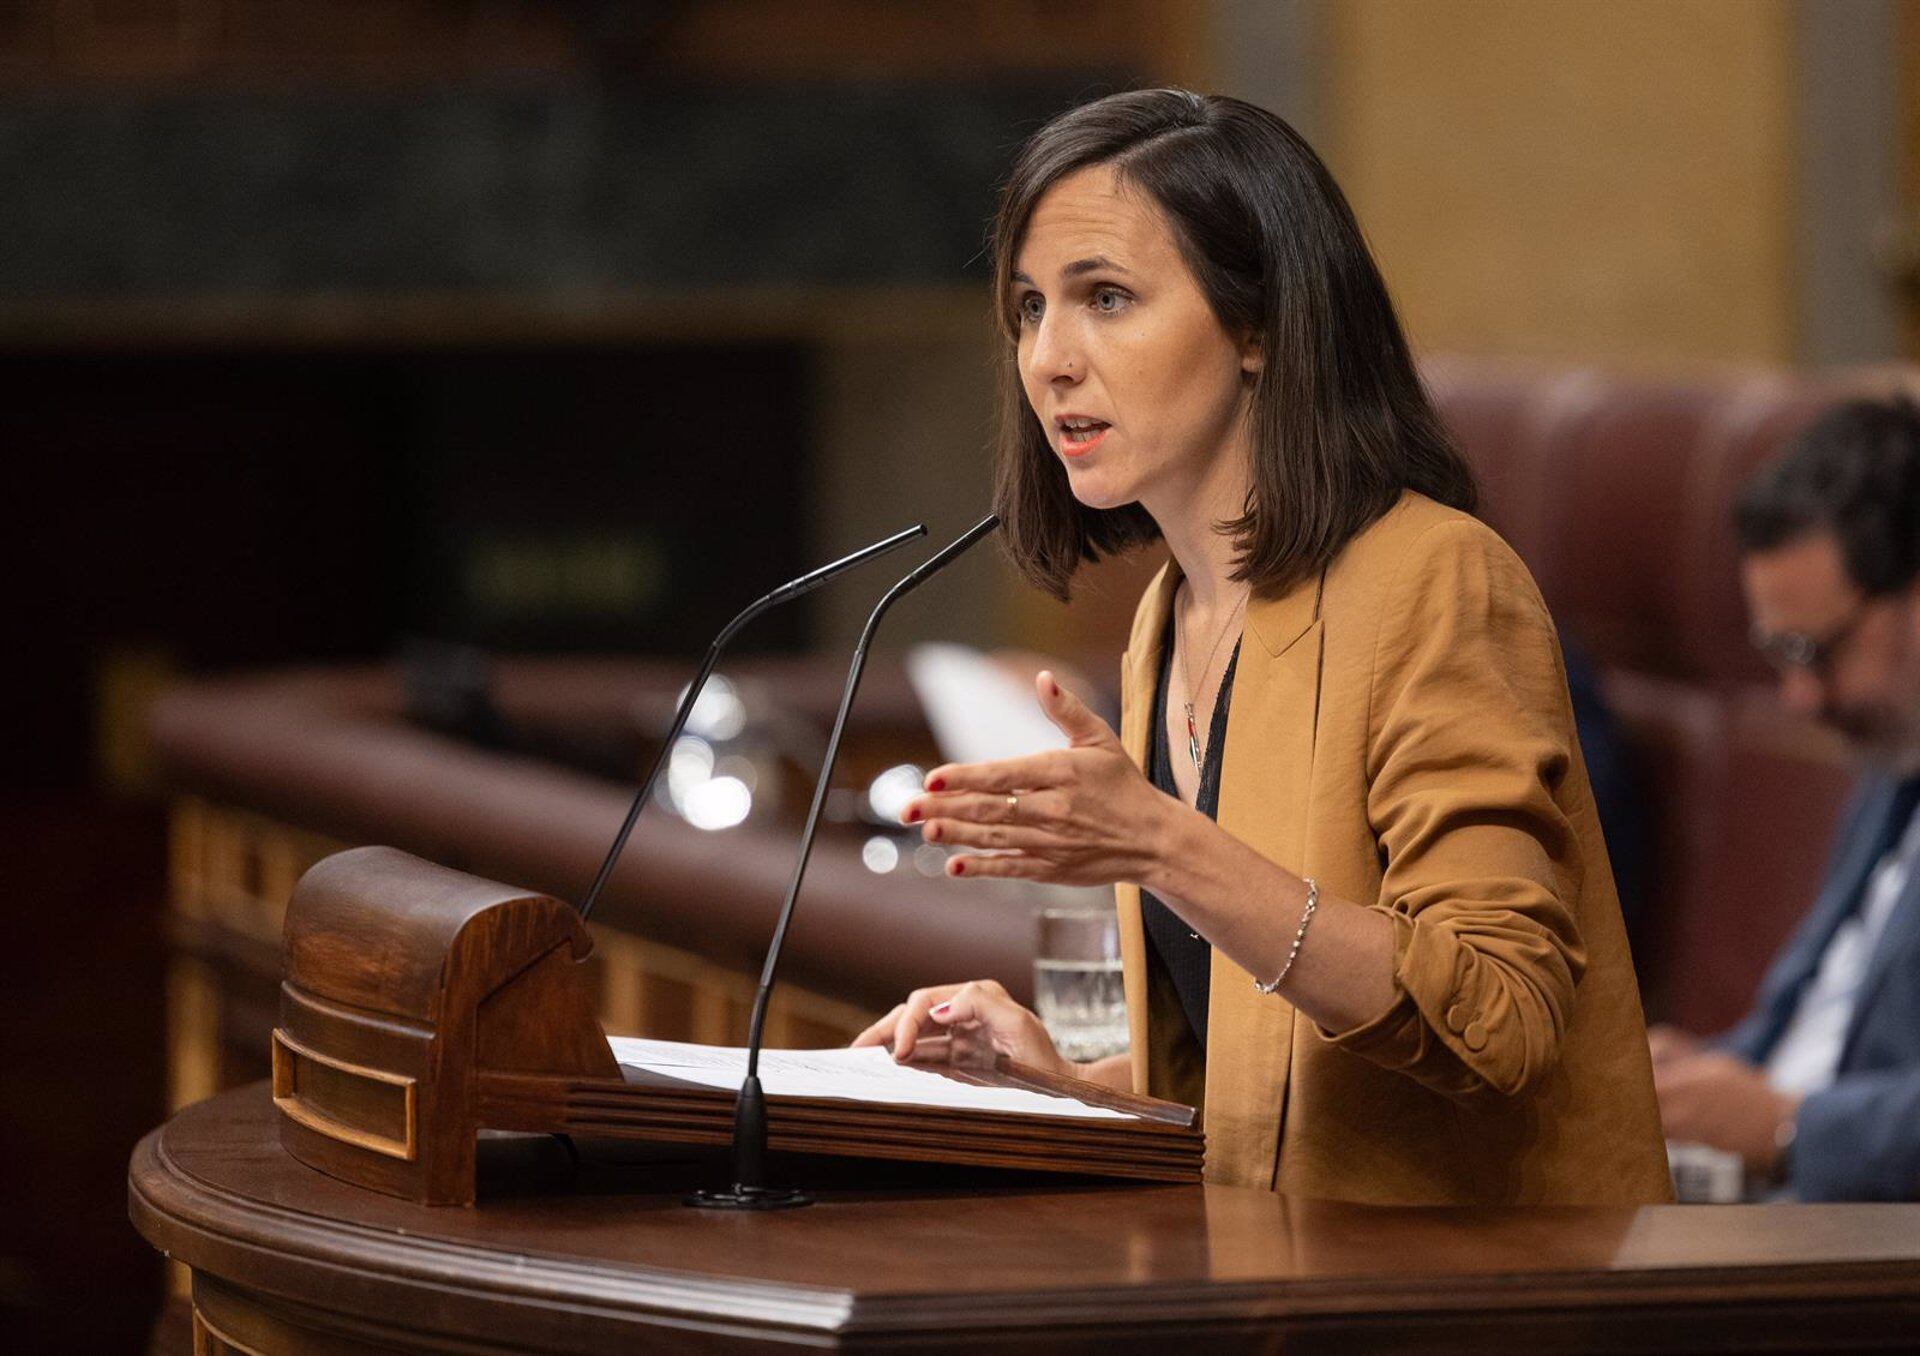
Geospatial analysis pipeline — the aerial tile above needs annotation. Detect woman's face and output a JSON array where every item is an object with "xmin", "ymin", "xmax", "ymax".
[{"xmin": 1010, "ymin": 163, "xmax": 1259, "ymax": 514}]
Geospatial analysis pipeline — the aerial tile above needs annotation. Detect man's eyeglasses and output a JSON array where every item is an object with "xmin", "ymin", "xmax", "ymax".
[{"xmin": 1750, "ymin": 601, "xmax": 1872, "ymax": 673}]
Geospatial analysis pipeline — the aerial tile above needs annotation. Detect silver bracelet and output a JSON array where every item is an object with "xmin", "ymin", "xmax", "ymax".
[{"xmin": 1254, "ymin": 877, "xmax": 1318, "ymax": 994}]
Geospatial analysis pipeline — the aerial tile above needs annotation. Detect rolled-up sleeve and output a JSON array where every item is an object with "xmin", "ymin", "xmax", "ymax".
[{"xmin": 1319, "ymin": 520, "xmax": 1589, "ymax": 1105}]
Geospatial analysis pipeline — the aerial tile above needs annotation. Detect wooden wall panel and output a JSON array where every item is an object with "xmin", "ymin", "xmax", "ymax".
[
  {"xmin": 1329, "ymin": 0, "xmax": 1798, "ymax": 368},
  {"xmin": 0, "ymin": 0, "xmax": 1201, "ymax": 87},
  {"xmin": 165, "ymin": 800, "xmax": 882, "ymax": 1124},
  {"xmin": 634, "ymin": 0, "xmax": 1201, "ymax": 79}
]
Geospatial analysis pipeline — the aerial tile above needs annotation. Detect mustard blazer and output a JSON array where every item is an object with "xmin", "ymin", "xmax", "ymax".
[{"xmin": 1116, "ymin": 491, "xmax": 1673, "ymax": 1205}]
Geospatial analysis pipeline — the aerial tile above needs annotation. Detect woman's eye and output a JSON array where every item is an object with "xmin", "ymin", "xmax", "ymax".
[
  {"xmin": 1092, "ymin": 287, "xmax": 1130, "ymax": 314},
  {"xmin": 1016, "ymin": 293, "xmax": 1044, "ymax": 325}
]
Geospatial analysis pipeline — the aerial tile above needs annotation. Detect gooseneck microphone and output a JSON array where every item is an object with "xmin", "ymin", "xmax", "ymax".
[
  {"xmin": 575, "ymin": 523, "xmax": 926, "ymax": 923},
  {"xmin": 691, "ymin": 512, "xmax": 1002, "ymax": 1210}
]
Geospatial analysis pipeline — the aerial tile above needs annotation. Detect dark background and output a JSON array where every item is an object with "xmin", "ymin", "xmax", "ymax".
[{"xmin": 0, "ymin": 6, "xmax": 1165, "ymax": 1348}]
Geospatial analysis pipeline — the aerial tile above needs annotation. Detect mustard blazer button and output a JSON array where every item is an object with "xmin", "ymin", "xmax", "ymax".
[
  {"xmin": 1463, "ymin": 1020, "xmax": 1488, "ymax": 1051},
  {"xmin": 1445, "ymin": 1002, "xmax": 1469, "ymax": 1033}
]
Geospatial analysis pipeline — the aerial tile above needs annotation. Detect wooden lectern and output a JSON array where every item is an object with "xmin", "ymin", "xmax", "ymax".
[
  {"xmin": 271, "ymin": 846, "xmax": 1200, "ymax": 1206},
  {"xmin": 139, "ymin": 851, "xmax": 1920, "ymax": 1352}
]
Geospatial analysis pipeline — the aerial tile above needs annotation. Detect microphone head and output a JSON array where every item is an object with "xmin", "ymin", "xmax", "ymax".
[{"xmin": 907, "ymin": 514, "xmax": 1001, "ymax": 581}]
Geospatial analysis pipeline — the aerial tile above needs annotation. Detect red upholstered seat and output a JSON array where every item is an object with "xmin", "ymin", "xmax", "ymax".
[{"xmin": 1429, "ymin": 361, "xmax": 1912, "ymax": 1032}]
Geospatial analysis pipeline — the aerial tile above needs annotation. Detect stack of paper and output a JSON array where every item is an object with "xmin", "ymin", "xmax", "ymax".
[
  {"xmin": 478, "ymin": 1037, "xmax": 1203, "ymax": 1183},
  {"xmin": 609, "ymin": 1039, "xmax": 1134, "ymax": 1118}
]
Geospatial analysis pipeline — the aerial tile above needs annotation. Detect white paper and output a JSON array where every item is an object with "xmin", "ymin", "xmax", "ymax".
[
  {"xmin": 608, "ymin": 1036, "xmax": 1134, "ymax": 1121},
  {"xmin": 905, "ymin": 643, "xmax": 1067, "ymax": 765}
]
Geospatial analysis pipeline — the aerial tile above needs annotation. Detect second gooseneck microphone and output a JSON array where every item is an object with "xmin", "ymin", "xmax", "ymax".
[{"xmin": 690, "ymin": 512, "xmax": 1002, "ymax": 1210}]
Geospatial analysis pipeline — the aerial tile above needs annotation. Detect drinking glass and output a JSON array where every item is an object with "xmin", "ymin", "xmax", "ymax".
[{"xmin": 1033, "ymin": 905, "xmax": 1128, "ymax": 1063}]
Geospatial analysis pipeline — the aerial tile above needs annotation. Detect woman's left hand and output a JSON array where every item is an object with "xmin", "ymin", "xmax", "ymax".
[{"xmin": 901, "ymin": 670, "xmax": 1181, "ymax": 888}]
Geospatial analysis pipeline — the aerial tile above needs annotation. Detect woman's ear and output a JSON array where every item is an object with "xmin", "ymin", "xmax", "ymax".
[{"xmin": 1239, "ymin": 330, "xmax": 1265, "ymax": 376}]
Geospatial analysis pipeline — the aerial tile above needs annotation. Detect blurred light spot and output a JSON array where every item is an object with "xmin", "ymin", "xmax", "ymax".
[
  {"xmin": 683, "ymin": 674, "xmax": 747, "ymax": 741},
  {"xmin": 666, "ymin": 735, "xmax": 715, "ymax": 806},
  {"xmin": 684, "ymin": 775, "xmax": 752, "ymax": 831},
  {"xmin": 866, "ymin": 763, "xmax": 926, "ymax": 823},
  {"xmin": 713, "ymin": 753, "xmax": 760, "ymax": 792},
  {"xmin": 914, "ymin": 843, "xmax": 949, "ymax": 877},
  {"xmin": 862, "ymin": 836, "xmax": 901, "ymax": 874}
]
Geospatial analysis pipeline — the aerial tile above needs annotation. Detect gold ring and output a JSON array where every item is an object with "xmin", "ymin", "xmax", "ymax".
[{"xmin": 1004, "ymin": 793, "xmax": 1019, "ymax": 822}]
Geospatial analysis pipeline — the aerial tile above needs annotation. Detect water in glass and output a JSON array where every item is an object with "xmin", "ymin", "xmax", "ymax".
[{"xmin": 1034, "ymin": 905, "xmax": 1128, "ymax": 1062}]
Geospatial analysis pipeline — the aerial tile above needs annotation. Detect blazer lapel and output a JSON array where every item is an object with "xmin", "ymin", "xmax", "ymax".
[
  {"xmin": 1203, "ymin": 572, "xmax": 1325, "ymax": 1188},
  {"xmin": 1117, "ymin": 562, "xmax": 1179, "ymax": 1095}
]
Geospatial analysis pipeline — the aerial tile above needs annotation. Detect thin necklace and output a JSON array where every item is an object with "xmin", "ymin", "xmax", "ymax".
[{"xmin": 1176, "ymin": 584, "xmax": 1248, "ymax": 773}]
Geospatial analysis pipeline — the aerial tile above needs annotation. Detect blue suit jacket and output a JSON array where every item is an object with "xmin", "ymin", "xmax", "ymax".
[{"xmin": 1719, "ymin": 775, "xmax": 1920, "ymax": 1201}]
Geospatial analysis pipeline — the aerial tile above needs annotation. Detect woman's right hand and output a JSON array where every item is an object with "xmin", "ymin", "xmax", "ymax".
[{"xmin": 850, "ymin": 979, "xmax": 1073, "ymax": 1077}]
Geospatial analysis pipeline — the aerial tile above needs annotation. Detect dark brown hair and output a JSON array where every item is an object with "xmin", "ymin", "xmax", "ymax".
[
  {"xmin": 990, "ymin": 89, "xmax": 1476, "ymax": 600},
  {"xmin": 1736, "ymin": 396, "xmax": 1920, "ymax": 595}
]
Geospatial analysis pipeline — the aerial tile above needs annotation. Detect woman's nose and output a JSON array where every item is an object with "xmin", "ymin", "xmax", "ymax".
[{"xmin": 1027, "ymin": 314, "xmax": 1082, "ymax": 386}]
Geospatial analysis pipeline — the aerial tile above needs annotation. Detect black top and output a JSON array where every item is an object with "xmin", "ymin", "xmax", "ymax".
[{"xmin": 1140, "ymin": 614, "xmax": 1239, "ymax": 1050}]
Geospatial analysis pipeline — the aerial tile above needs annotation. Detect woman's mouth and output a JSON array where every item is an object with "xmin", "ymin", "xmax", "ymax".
[{"xmin": 1057, "ymin": 417, "xmax": 1111, "ymax": 457}]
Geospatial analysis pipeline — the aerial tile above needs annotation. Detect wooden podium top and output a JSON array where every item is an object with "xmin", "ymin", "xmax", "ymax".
[{"xmin": 132, "ymin": 1084, "xmax": 1920, "ymax": 1353}]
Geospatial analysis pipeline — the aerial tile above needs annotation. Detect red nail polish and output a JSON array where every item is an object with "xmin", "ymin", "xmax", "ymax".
[
  {"xmin": 931, "ymin": 1001, "xmax": 951, "ymax": 1017},
  {"xmin": 905, "ymin": 805, "xmax": 921, "ymax": 823},
  {"xmin": 1049, "ymin": 675, "xmax": 1061, "ymax": 696},
  {"xmin": 927, "ymin": 775, "xmax": 946, "ymax": 792},
  {"xmin": 927, "ymin": 824, "xmax": 941, "ymax": 842},
  {"xmin": 951, "ymin": 858, "xmax": 966, "ymax": 875}
]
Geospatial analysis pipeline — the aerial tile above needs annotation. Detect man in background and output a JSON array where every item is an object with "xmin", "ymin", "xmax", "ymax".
[{"xmin": 1651, "ymin": 396, "xmax": 1920, "ymax": 1201}]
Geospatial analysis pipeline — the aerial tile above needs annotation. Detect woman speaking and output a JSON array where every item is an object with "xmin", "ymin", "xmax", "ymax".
[{"xmin": 853, "ymin": 90, "xmax": 1671, "ymax": 1206}]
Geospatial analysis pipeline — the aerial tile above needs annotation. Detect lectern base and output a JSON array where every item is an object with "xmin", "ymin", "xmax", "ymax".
[{"xmin": 685, "ymin": 1183, "xmax": 813, "ymax": 1210}]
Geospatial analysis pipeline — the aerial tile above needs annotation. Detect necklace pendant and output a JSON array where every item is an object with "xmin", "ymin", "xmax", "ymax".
[{"xmin": 1184, "ymin": 702, "xmax": 1201, "ymax": 771}]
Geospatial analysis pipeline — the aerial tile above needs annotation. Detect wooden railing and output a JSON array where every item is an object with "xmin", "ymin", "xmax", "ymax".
[{"xmin": 165, "ymin": 796, "xmax": 879, "ymax": 1119}]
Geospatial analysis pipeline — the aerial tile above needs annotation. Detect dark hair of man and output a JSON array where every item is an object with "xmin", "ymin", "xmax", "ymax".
[
  {"xmin": 988, "ymin": 88, "xmax": 1477, "ymax": 601},
  {"xmin": 1735, "ymin": 396, "xmax": 1920, "ymax": 596}
]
